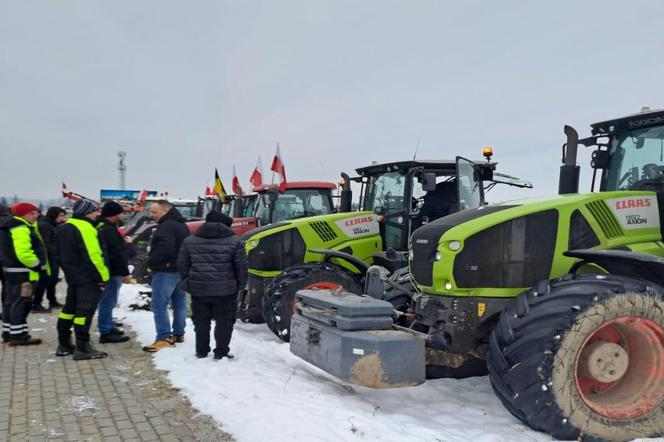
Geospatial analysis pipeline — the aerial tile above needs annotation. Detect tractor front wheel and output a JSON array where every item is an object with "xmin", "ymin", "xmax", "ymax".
[
  {"xmin": 488, "ymin": 274, "xmax": 664, "ymax": 441},
  {"xmin": 262, "ymin": 263, "xmax": 363, "ymax": 342}
]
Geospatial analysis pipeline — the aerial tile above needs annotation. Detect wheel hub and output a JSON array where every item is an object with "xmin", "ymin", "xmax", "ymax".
[
  {"xmin": 578, "ymin": 341, "xmax": 629, "ymax": 383},
  {"xmin": 574, "ymin": 316, "xmax": 664, "ymax": 419}
]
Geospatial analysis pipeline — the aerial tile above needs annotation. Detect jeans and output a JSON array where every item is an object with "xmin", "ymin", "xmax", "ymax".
[
  {"xmin": 97, "ymin": 275, "xmax": 122, "ymax": 334},
  {"xmin": 150, "ymin": 272, "xmax": 187, "ymax": 341}
]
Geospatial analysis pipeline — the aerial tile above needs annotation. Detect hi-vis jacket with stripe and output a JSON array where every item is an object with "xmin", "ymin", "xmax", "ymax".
[
  {"xmin": 0, "ymin": 216, "xmax": 50, "ymax": 283},
  {"xmin": 58, "ymin": 215, "xmax": 110, "ymax": 285}
]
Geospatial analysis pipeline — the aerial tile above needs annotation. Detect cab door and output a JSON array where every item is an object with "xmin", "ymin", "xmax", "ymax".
[{"xmin": 456, "ymin": 157, "xmax": 485, "ymax": 211}]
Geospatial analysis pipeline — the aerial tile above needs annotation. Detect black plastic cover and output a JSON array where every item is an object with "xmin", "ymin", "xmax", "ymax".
[{"xmin": 453, "ymin": 210, "xmax": 559, "ymax": 288}]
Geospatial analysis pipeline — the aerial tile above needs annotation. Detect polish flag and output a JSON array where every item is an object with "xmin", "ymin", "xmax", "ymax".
[
  {"xmin": 232, "ymin": 165, "xmax": 243, "ymax": 195},
  {"xmin": 204, "ymin": 186, "xmax": 212, "ymax": 196},
  {"xmin": 249, "ymin": 156, "xmax": 264, "ymax": 188},
  {"xmin": 138, "ymin": 189, "xmax": 148, "ymax": 201},
  {"xmin": 270, "ymin": 144, "xmax": 287, "ymax": 192}
]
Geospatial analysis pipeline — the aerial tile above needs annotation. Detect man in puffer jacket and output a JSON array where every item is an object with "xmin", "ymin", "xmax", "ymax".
[{"xmin": 177, "ymin": 210, "xmax": 247, "ymax": 359}]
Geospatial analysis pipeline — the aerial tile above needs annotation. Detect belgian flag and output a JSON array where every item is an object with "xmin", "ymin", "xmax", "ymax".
[{"xmin": 213, "ymin": 168, "xmax": 228, "ymax": 201}]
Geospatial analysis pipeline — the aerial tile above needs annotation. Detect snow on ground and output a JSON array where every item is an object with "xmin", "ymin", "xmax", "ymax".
[{"xmin": 117, "ymin": 284, "xmax": 553, "ymax": 442}]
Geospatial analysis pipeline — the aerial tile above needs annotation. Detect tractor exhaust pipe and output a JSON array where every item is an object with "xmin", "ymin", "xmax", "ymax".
[
  {"xmin": 339, "ymin": 172, "xmax": 352, "ymax": 213},
  {"xmin": 558, "ymin": 125, "xmax": 581, "ymax": 195}
]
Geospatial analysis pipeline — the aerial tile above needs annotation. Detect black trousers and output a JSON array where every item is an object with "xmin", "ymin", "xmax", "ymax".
[
  {"xmin": 33, "ymin": 261, "xmax": 59, "ymax": 307},
  {"xmin": 191, "ymin": 295, "xmax": 237, "ymax": 357},
  {"xmin": 2, "ymin": 281, "xmax": 34, "ymax": 341},
  {"xmin": 56, "ymin": 283, "xmax": 102, "ymax": 348}
]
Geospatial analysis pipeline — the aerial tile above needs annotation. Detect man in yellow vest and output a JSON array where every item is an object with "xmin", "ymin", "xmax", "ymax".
[
  {"xmin": 56, "ymin": 199, "xmax": 110, "ymax": 360},
  {"xmin": 0, "ymin": 202, "xmax": 50, "ymax": 345}
]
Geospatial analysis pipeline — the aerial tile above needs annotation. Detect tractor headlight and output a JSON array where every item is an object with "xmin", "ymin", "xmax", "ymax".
[
  {"xmin": 444, "ymin": 281, "xmax": 453, "ymax": 291},
  {"xmin": 448, "ymin": 240, "xmax": 462, "ymax": 251},
  {"xmin": 434, "ymin": 251, "xmax": 442, "ymax": 261},
  {"xmin": 248, "ymin": 239, "xmax": 258, "ymax": 248}
]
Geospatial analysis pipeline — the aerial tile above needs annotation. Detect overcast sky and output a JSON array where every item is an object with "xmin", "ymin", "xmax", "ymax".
[{"xmin": 1, "ymin": 1, "xmax": 662, "ymax": 202}]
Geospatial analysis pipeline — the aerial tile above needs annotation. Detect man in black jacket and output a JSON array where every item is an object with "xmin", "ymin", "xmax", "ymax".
[
  {"xmin": 56, "ymin": 199, "xmax": 110, "ymax": 360},
  {"xmin": 177, "ymin": 210, "xmax": 247, "ymax": 359},
  {"xmin": 143, "ymin": 200, "xmax": 190, "ymax": 352},
  {"xmin": 97, "ymin": 201, "xmax": 131, "ymax": 344},
  {"xmin": 33, "ymin": 206, "xmax": 66, "ymax": 312}
]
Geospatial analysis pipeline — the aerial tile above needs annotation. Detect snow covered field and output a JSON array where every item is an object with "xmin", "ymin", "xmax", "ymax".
[{"xmin": 116, "ymin": 284, "xmax": 654, "ymax": 442}]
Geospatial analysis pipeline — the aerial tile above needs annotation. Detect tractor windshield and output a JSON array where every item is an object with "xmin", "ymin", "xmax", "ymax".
[
  {"xmin": 364, "ymin": 171, "xmax": 406, "ymax": 213},
  {"xmin": 604, "ymin": 125, "xmax": 664, "ymax": 190},
  {"xmin": 255, "ymin": 189, "xmax": 333, "ymax": 225}
]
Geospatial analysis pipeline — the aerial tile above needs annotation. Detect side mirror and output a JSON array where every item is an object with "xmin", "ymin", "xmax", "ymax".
[
  {"xmin": 268, "ymin": 188, "xmax": 279, "ymax": 202},
  {"xmin": 421, "ymin": 173, "xmax": 437, "ymax": 192}
]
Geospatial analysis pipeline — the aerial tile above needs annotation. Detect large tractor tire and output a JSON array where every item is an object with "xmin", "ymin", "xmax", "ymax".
[
  {"xmin": 488, "ymin": 274, "xmax": 664, "ymax": 441},
  {"xmin": 262, "ymin": 263, "xmax": 363, "ymax": 342}
]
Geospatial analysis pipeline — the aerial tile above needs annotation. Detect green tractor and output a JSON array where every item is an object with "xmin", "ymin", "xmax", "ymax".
[
  {"xmin": 239, "ymin": 156, "xmax": 532, "ymax": 332},
  {"xmin": 289, "ymin": 108, "xmax": 664, "ymax": 441}
]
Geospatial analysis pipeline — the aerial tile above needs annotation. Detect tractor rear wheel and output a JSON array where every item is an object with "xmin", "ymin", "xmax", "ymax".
[
  {"xmin": 488, "ymin": 274, "xmax": 664, "ymax": 441},
  {"xmin": 262, "ymin": 263, "xmax": 363, "ymax": 342}
]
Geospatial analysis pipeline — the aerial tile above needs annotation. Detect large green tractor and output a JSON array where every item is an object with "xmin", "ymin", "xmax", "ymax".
[
  {"xmin": 238, "ymin": 157, "xmax": 532, "ymax": 332},
  {"xmin": 289, "ymin": 108, "xmax": 664, "ymax": 441}
]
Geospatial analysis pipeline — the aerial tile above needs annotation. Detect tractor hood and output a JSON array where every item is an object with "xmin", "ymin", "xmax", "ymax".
[
  {"xmin": 410, "ymin": 191, "xmax": 663, "ymax": 296},
  {"xmin": 245, "ymin": 211, "xmax": 382, "ymax": 276}
]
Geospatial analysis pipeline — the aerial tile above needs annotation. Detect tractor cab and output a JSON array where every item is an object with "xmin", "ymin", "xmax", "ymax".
[
  {"xmin": 349, "ymin": 157, "xmax": 532, "ymax": 251},
  {"xmin": 560, "ymin": 107, "xmax": 664, "ymax": 195},
  {"xmin": 252, "ymin": 182, "xmax": 337, "ymax": 227}
]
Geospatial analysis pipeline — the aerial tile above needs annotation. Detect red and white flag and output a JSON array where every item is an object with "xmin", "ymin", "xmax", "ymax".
[
  {"xmin": 270, "ymin": 144, "xmax": 287, "ymax": 192},
  {"xmin": 249, "ymin": 156, "xmax": 264, "ymax": 188},
  {"xmin": 232, "ymin": 165, "xmax": 244, "ymax": 195},
  {"xmin": 204, "ymin": 186, "xmax": 213, "ymax": 196},
  {"xmin": 138, "ymin": 189, "xmax": 148, "ymax": 201}
]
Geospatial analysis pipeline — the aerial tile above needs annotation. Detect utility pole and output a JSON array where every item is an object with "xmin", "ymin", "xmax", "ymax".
[{"xmin": 118, "ymin": 151, "xmax": 127, "ymax": 190}]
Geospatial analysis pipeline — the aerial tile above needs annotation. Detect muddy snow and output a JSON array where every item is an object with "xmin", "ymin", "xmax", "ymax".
[{"xmin": 117, "ymin": 284, "xmax": 659, "ymax": 442}]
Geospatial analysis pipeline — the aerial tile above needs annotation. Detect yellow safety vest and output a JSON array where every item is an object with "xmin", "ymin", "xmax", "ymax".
[{"xmin": 67, "ymin": 218, "xmax": 110, "ymax": 283}]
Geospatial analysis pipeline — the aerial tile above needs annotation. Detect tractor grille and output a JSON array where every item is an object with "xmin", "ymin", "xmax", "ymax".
[
  {"xmin": 309, "ymin": 221, "xmax": 338, "ymax": 242},
  {"xmin": 585, "ymin": 201, "xmax": 622, "ymax": 238}
]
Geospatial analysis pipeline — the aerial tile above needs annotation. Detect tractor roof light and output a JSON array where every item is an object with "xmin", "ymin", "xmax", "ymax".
[{"xmin": 482, "ymin": 146, "xmax": 494, "ymax": 162}]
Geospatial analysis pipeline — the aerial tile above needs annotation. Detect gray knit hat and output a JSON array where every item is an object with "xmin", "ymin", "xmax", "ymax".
[{"xmin": 73, "ymin": 199, "xmax": 100, "ymax": 216}]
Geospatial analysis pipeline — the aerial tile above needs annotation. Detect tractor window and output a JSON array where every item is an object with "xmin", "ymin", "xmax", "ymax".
[
  {"xmin": 604, "ymin": 126, "xmax": 664, "ymax": 190},
  {"xmin": 273, "ymin": 189, "xmax": 333, "ymax": 222},
  {"xmin": 365, "ymin": 172, "xmax": 407, "ymax": 249},
  {"xmin": 457, "ymin": 158, "xmax": 482, "ymax": 210},
  {"xmin": 255, "ymin": 194, "xmax": 271, "ymax": 226},
  {"xmin": 243, "ymin": 197, "xmax": 256, "ymax": 217},
  {"xmin": 568, "ymin": 210, "xmax": 600, "ymax": 250},
  {"xmin": 365, "ymin": 172, "xmax": 406, "ymax": 213}
]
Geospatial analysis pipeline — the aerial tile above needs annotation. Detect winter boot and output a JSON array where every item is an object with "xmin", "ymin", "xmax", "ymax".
[
  {"xmin": 9, "ymin": 335, "xmax": 42, "ymax": 346},
  {"xmin": 100, "ymin": 332, "xmax": 130, "ymax": 344},
  {"xmin": 213, "ymin": 353, "xmax": 234, "ymax": 360},
  {"xmin": 32, "ymin": 305, "xmax": 51, "ymax": 313},
  {"xmin": 73, "ymin": 342, "xmax": 108, "ymax": 360},
  {"xmin": 56, "ymin": 337, "xmax": 75, "ymax": 356}
]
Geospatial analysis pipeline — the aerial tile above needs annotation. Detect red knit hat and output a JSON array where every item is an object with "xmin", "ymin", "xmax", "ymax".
[{"xmin": 11, "ymin": 202, "xmax": 40, "ymax": 217}]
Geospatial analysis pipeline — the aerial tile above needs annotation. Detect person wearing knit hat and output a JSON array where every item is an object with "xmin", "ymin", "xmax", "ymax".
[
  {"xmin": 32, "ymin": 206, "xmax": 67, "ymax": 312},
  {"xmin": 96, "ymin": 201, "xmax": 131, "ymax": 344},
  {"xmin": 56, "ymin": 200, "xmax": 109, "ymax": 360},
  {"xmin": 176, "ymin": 210, "xmax": 247, "ymax": 360},
  {"xmin": 205, "ymin": 210, "xmax": 233, "ymax": 226},
  {"xmin": 72, "ymin": 199, "xmax": 100, "ymax": 217},
  {"xmin": 0, "ymin": 202, "xmax": 50, "ymax": 345}
]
